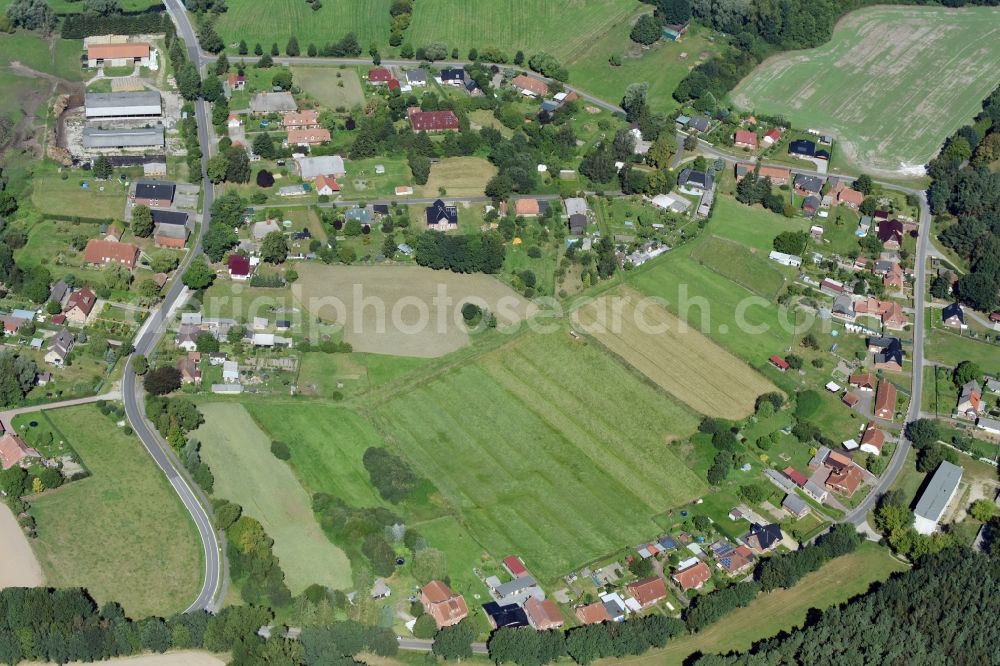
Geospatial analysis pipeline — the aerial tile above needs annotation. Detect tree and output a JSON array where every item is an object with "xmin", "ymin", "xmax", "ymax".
[
  {"xmin": 5, "ymin": 0, "xmax": 56, "ymax": 32},
  {"xmin": 225, "ymin": 146, "xmax": 251, "ymax": 183},
  {"xmin": 955, "ymin": 271, "xmax": 999, "ymax": 312},
  {"xmin": 621, "ymin": 82, "xmax": 649, "ymax": 122},
  {"xmin": 201, "ymin": 75, "xmax": 223, "ymax": 103},
  {"xmin": 433, "ymin": 620, "xmax": 476, "ymax": 660},
  {"xmin": 198, "ymin": 21, "xmax": 224, "ymax": 53},
  {"xmin": 260, "ymin": 231, "xmax": 289, "ymax": 264},
  {"xmin": 970, "ymin": 499, "xmax": 995, "ymax": 522},
  {"xmin": 84, "ymin": 0, "xmax": 121, "ymax": 15},
  {"xmin": 270, "ymin": 42, "xmax": 279, "ymax": 56},
  {"xmin": 407, "ymin": 152, "xmax": 431, "ymax": 185},
  {"xmin": 285, "ymin": 36, "xmax": 300, "ymax": 57},
  {"xmin": 854, "ymin": 174, "xmax": 874, "ymax": 195},
  {"xmin": 860, "ymin": 196, "xmax": 878, "ymax": 217},
  {"xmin": 182, "ymin": 258, "xmax": 217, "ymax": 290},
  {"xmin": 104, "ymin": 264, "xmax": 133, "ymax": 291},
  {"xmin": 270, "ymin": 440, "xmax": 291, "ymax": 460},
  {"xmin": 657, "ymin": 0, "xmax": 691, "ymax": 24},
  {"xmin": 773, "ymin": 230, "xmax": 808, "ymax": 255},
  {"xmin": 953, "ymin": 360, "xmax": 982, "ymax": 389},
  {"xmin": 131, "ymin": 204, "xmax": 154, "ymax": 237},
  {"xmin": 930, "ymin": 275, "xmax": 952, "ymax": 299},
  {"xmin": 177, "ymin": 62, "xmax": 202, "ymax": 101},
  {"xmin": 92, "ymin": 154, "xmax": 113, "ymax": 179},
  {"xmin": 256, "ymin": 53, "xmax": 273, "ymax": 69},
  {"xmin": 631, "ymin": 14, "xmax": 662, "ymax": 45},
  {"xmin": 411, "ymin": 548, "xmax": 448, "ymax": 584},
  {"xmin": 412, "ymin": 614, "xmax": 438, "ymax": 639},
  {"xmin": 132, "ymin": 355, "xmax": 148, "ymax": 375},
  {"xmin": 238, "ymin": 40, "xmax": 248, "ymax": 55},
  {"xmin": 252, "ymin": 132, "xmax": 275, "ymax": 159},
  {"xmin": 207, "ymin": 154, "xmax": 229, "ymax": 183},
  {"xmin": 0, "ymin": 352, "xmax": 37, "ymax": 407},
  {"xmin": 215, "ymin": 52, "xmax": 229, "ymax": 75},
  {"xmin": 254, "ymin": 42, "xmax": 263, "ymax": 56},
  {"xmin": 144, "ymin": 366, "xmax": 182, "ymax": 395},
  {"xmin": 271, "ymin": 68, "xmax": 293, "ymax": 90}
]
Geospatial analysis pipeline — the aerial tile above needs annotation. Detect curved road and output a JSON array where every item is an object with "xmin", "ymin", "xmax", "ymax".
[{"xmin": 120, "ymin": 0, "xmax": 223, "ymax": 613}]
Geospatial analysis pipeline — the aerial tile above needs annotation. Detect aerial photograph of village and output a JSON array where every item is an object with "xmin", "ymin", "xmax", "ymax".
[{"xmin": 0, "ymin": 0, "xmax": 997, "ymax": 664}]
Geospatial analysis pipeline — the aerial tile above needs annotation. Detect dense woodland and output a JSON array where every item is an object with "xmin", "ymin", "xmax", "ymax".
[
  {"xmin": 929, "ymin": 83, "xmax": 1000, "ymax": 312},
  {"xmin": 693, "ymin": 547, "xmax": 999, "ymax": 665}
]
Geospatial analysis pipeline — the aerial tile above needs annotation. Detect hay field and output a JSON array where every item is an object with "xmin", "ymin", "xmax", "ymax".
[
  {"xmin": 415, "ymin": 157, "xmax": 497, "ymax": 198},
  {"xmin": 292, "ymin": 67, "xmax": 365, "ymax": 109},
  {"xmin": 194, "ymin": 403, "xmax": 353, "ymax": 592},
  {"xmin": 374, "ymin": 332, "xmax": 703, "ymax": 580},
  {"xmin": 574, "ymin": 287, "xmax": 779, "ymax": 419},
  {"xmin": 730, "ymin": 6, "xmax": 1000, "ymax": 175},
  {"xmin": 689, "ymin": 235, "xmax": 787, "ymax": 299},
  {"xmin": 292, "ymin": 264, "xmax": 534, "ymax": 357}
]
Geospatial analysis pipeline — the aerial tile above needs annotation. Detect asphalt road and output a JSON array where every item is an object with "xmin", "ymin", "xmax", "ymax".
[{"xmin": 117, "ymin": 0, "xmax": 223, "ymax": 613}]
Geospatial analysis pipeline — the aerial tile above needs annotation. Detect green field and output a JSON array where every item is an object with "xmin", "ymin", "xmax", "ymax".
[
  {"xmin": 194, "ymin": 403, "xmax": 353, "ymax": 592},
  {"xmin": 689, "ymin": 235, "xmax": 787, "ymax": 299},
  {"xmin": 30, "ymin": 173, "xmax": 130, "ymax": 220},
  {"xmin": 708, "ymin": 195, "xmax": 804, "ymax": 252},
  {"xmin": 614, "ymin": 542, "xmax": 908, "ymax": 665},
  {"xmin": 291, "ymin": 66, "xmax": 365, "ymax": 109},
  {"xmin": 373, "ymin": 331, "xmax": 704, "ymax": 581},
  {"xmin": 28, "ymin": 406, "xmax": 201, "ymax": 617},
  {"xmin": 730, "ymin": 6, "xmax": 1000, "ymax": 175},
  {"xmin": 925, "ymin": 328, "xmax": 1000, "ymax": 374}
]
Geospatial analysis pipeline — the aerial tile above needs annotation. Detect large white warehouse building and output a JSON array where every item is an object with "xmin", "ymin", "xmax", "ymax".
[{"xmin": 85, "ymin": 91, "xmax": 162, "ymax": 119}]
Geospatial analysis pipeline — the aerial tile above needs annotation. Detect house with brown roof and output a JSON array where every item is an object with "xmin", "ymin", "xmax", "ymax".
[
  {"xmin": 574, "ymin": 601, "xmax": 611, "ymax": 625},
  {"xmin": 63, "ymin": 287, "xmax": 97, "ymax": 324},
  {"xmin": 884, "ymin": 262, "xmax": 905, "ymax": 292},
  {"xmin": 877, "ymin": 219, "xmax": 905, "ymax": 249},
  {"xmin": 672, "ymin": 561, "xmax": 712, "ymax": 591},
  {"xmin": 769, "ymin": 355, "xmax": 790, "ymax": 372},
  {"xmin": 524, "ymin": 597, "xmax": 564, "ymax": 630},
  {"xmin": 842, "ymin": 392, "xmax": 860, "ymax": 407},
  {"xmin": 826, "ymin": 459, "xmax": 864, "ymax": 496},
  {"xmin": 84, "ymin": 240, "xmax": 140, "ymax": 270},
  {"xmin": 837, "ymin": 188, "xmax": 864, "ymax": 209},
  {"xmin": 855, "ymin": 297, "xmax": 908, "ymax": 330},
  {"xmin": 849, "ymin": 372, "xmax": 877, "ymax": 391},
  {"xmin": 860, "ymin": 423, "xmax": 885, "ymax": 455},
  {"xmin": 368, "ymin": 67, "xmax": 392, "ymax": 84},
  {"xmin": 734, "ymin": 163, "xmax": 791, "ymax": 184},
  {"xmin": 282, "ymin": 110, "xmax": 320, "ymax": 129},
  {"xmin": 0, "ymin": 315, "xmax": 26, "ymax": 336},
  {"xmin": 734, "ymin": 129, "xmax": 758, "ymax": 150},
  {"xmin": 762, "ymin": 128, "xmax": 781, "ymax": 145},
  {"xmin": 176, "ymin": 355, "xmax": 202, "ymax": 384},
  {"xmin": 627, "ymin": 577, "xmax": 667, "ymax": 608},
  {"xmin": 314, "ymin": 175, "xmax": 341, "ymax": 196},
  {"xmin": 407, "ymin": 108, "xmax": 460, "ymax": 132},
  {"xmin": 0, "ymin": 432, "xmax": 40, "ymax": 470},
  {"xmin": 514, "ymin": 198, "xmax": 540, "ymax": 217},
  {"xmin": 420, "ymin": 580, "xmax": 468, "ymax": 628},
  {"xmin": 86, "ymin": 41, "xmax": 150, "ymax": 68},
  {"xmin": 287, "ymin": 128, "xmax": 331, "ymax": 146},
  {"xmin": 511, "ymin": 74, "xmax": 549, "ymax": 98},
  {"xmin": 716, "ymin": 544, "xmax": 755, "ymax": 575},
  {"xmin": 875, "ymin": 379, "xmax": 897, "ymax": 420}
]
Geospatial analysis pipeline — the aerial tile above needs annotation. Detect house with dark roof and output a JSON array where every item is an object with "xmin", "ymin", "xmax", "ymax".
[
  {"xmin": 63, "ymin": 287, "xmax": 97, "ymax": 325},
  {"xmin": 482, "ymin": 602, "xmax": 529, "ymax": 629},
  {"xmin": 871, "ymin": 336, "xmax": 904, "ymax": 371},
  {"xmin": 877, "ymin": 219, "xmax": 904, "ymax": 249},
  {"xmin": 679, "ymin": 168, "xmax": 714, "ymax": 191},
  {"xmin": 941, "ymin": 302, "xmax": 966, "ymax": 329},
  {"xmin": 439, "ymin": 68, "xmax": 466, "ymax": 85},
  {"xmin": 688, "ymin": 116, "xmax": 710, "ymax": 132},
  {"xmin": 794, "ymin": 174, "xmax": 824, "ymax": 194},
  {"xmin": 802, "ymin": 195, "xmax": 821, "ymax": 216},
  {"xmin": 426, "ymin": 199, "xmax": 458, "ymax": 231},
  {"xmin": 44, "ymin": 328, "xmax": 75, "ymax": 366},
  {"xmin": 788, "ymin": 139, "xmax": 816, "ymax": 157},
  {"xmin": 744, "ymin": 523, "xmax": 782, "ymax": 552},
  {"xmin": 568, "ymin": 214, "xmax": 587, "ymax": 236},
  {"xmin": 228, "ymin": 255, "xmax": 252, "ymax": 280},
  {"xmin": 133, "ymin": 180, "xmax": 175, "ymax": 207}
]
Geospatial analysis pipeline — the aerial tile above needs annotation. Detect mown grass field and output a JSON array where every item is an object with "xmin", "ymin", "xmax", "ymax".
[
  {"xmin": 925, "ymin": 328, "xmax": 1000, "ymax": 374},
  {"xmin": 194, "ymin": 403, "xmax": 353, "ymax": 592},
  {"xmin": 29, "ymin": 406, "xmax": 201, "ymax": 617},
  {"xmin": 689, "ymin": 235, "xmax": 787, "ymax": 299},
  {"xmin": 730, "ymin": 6, "xmax": 1000, "ymax": 174},
  {"xmin": 291, "ymin": 66, "xmax": 365, "ymax": 109},
  {"xmin": 708, "ymin": 195, "xmax": 804, "ymax": 252},
  {"xmin": 612, "ymin": 543, "xmax": 908, "ymax": 665},
  {"xmin": 414, "ymin": 157, "xmax": 497, "ymax": 198},
  {"xmin": 373, "ymin": 331, "xmax": 704, "ymax": 581},
  {"xmin": 573, "ymin": 287, "xmax": 779, "ymax": 419},
  {"xmin": 30, "ymin": 173, "xmax": 130, "ymax": 220}
]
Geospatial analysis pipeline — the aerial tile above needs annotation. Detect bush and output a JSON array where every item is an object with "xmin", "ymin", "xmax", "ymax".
[
  {"xmin": 270, "ymin": 440, "xmax": 291, "ymax": 460},
  {"xmin": 412, "ymin": 614, "xmax": 437, "ymax": 639}
]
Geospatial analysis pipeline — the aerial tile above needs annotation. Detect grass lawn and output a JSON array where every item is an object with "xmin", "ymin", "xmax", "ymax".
[
  {"xmin": 611, "ymin": 542, "xmax": 908, "ymax": 665},
  {"xmin": 573, "ymin": 286, "xmax": 779, "ymax": 419},
  {"xmin": 923, "ymin": 365, "xmax": 960, "ymax": 418},
  {"xmin": 373, "ymin": 331, "xmax": 704, "ymax": 581},
  {"xmin": 291, "ymin": 66, "xmax": 365, "ymax": 109},
  {"xmin": 414, "ymin": 157, "xmax": 496, "ymax": 198},
  {"xmin": 730, "ymin": 5, "xmax": 1000, "ymax": 175},
  {"xmin": 28, "ymin": 406, "xmax": 201, "ymax": 617},
  {"xmin": 707, "ymin": 195, "xmax": 804, "ymax": 252},
  {"xmin": 689, "ymin": 235, "xmax": 787, "ymax": 300},
  {"xmin": 295, "ymin": 352, "xmax": 430, "ymax": 401},
  {"xmin": 30, "ymin": 173, "xmax": 129, "ymax": 220},
  {"xmin": 194, "ymin": 402, "xmax": 353, "ymax": 592},
  {"xmin": 925, "ymin": 327, "xmax": 1000, "ymax": 374}
]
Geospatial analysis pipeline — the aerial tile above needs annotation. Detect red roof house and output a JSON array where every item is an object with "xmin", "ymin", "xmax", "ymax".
[
  {"xmin": 368, "ymin": 67, "xmax": 392, "ymax": 83},
  {"xmin": 0, "ymin": 432, "xmax": 40, "ymax": 470},
  {"xmin": 770, "ymin": 355, "xmax": 790, "ymax": 371},
  {"xmin": 84, "ymin": 240, "xmax": 139, "ymax": 270},
  {"xmin": 502, "ymin": 555, "xmax": 529, "ymax": 578},
  {"xmin": 672, "ymin": 561, "xmax": 712, "ymax": 591},
  {"xmin": 734, "ymin": 130, "xmax": 758, "ymax": 149},
  {"xmin": 388, "ymin": 78, "xmax": 401, "ymax": 92},
  {"xmin": 626, "ymin": 577, "xmax": 667, "ymax": 608},
  {"xmin": 64, "ymin": 287, "xmax": 98, "ymax": 324},
  {"xmin": 783, "ymin": 466, "xmax": 808, "ymax": 487},
  {"xmin": 228, "ymin": 254, "xmax": 252, "ymax": 280},
  {"xmin": 420, "ymin": 580, "xmax": 469, "ymax": 628},
  {"xmin": 875, "ymin": 380, "xmax": 897, "ymax": 420},
  {"xmin": 407, "ymin": 107, "xmax": 459, "ymax": 132}
]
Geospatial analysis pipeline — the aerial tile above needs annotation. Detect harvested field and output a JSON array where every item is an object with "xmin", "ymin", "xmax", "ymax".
[
  {"xmin": 0, "ymin": 503, "xmax": 43, "ymax": 589},
  {"xmin": 573, "ymin": 287, "xmax": 779, "ymax": 419},
  {"xmin": 731, "ymin": 6, "xmax": 1000, "ymax": 175},
  {"xmin": 415, "ymin": 156, "xmax": 497, "ymax": 198},
  {"xmin": 689, "ymin": 235, "xmax": 787, "ymax": 299},
  {"xmin": 292, "ymin": 264, "xmax": 534, "ymax": 357}
]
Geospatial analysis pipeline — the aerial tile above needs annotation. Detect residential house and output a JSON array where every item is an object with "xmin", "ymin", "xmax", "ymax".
[
  {"xmin": 84, "ymin": 240, "xmax": 139, "ymax": 270},
  {"xmin": 511, "ymin": 74, "xmax": 548, "ymax": 98},
  {"xmin": 626, "ymin": 577, "xmax": 667, "ymax": 609},
  {"xmin": 782, "ymin": 493, "xmax": 810, "ymax": 518},
  {"xmin": 688, "ymin": 116, "xmax": 710, "ymax": 133},
  {"xmin": 744, "ymin": 523, "xmax": 782, "ymax": 553},
  {"xmin": 849, "ymin": 372, "xmax": 877, "ymax": 391},
  {"xmin": 154, "ymin": 223, "xmax": 189, "ymax": 249},
  {"xmin": 294, "ymin": 155, "xmax": 347, "ymax": 179},
  {"xmin": 514, "ymin": 198, "xmax": 541, "ymax": 217},
  {"xmin": 568, "ymin": 214, "xmax": 587, "ymax": 235},
  {"xmin": 564, "ymin": 197, "xmax": 589, "ymax": 219},
  {"xmin": 407, "ymin": 108, "xmax": 459, "ymax": 132},
  {"xmin": 176, "ymin": 355, "xmax": 202, "ymax": 384},
  {"xmin": 222, "ymin": 360, "xmax": 240, "ymax": 384},
  {"xmin": 487, "ymin": 575, "xmax": 544, "ymax": 606},
  {"xmin": 282, "ymin": 110, "xmax": 320, "ymax": 129},
  {"xmin": 420, "ymin": 580, "xmax": 469, "ymax": 629},
  {"xmin": 769, "ymin": 355, "xmax": 790, "ymax": 372},
  {"xmin": 825, "ymin": 452, "xmax": 864, "ymax": 496},
  {"xmin": 49, "ymin": 280, "xmax": 70, "ymax": 306},
  {"xmin": 0, "ymin": 432, "xmax": 40, "ymax": 470},
  {"xmin": 860, "ymin": 423, "xmax": 885, "ymax": 455},
  {"xmin": 762, "ymin": 128, "xmax": 781, "ymax": 146},
  {"xmin": 503, "ymin": 556, "xmax": 529, "ymax": 579},
  {"xmin": 986, "ymin": 377, "xmax": 1000, "ymax": 394},
  {"xmin": 837, "ymin": 188, "xmax": 864, "ymax": 209},
  {"xmin": 788, "ymin": 139, "xmax": 816, "ymax": 157},
  {"xmin": 63, "ymin": 287, "xmax": 97, "ymax": 325},
  {"xmin": 716, "ymin": 543, "xmax": 755, "ymax": 575},
  {"xmin": 226, "ymin": 73, "xmax": 245, "ymax": 91},
  {"xmin": 832, "ymin": 293, "xmax": 855, "ymax": 321},
  {"xmin": 286, "ymin": 128, "xmax": 331, "ymax": 146},
  {"xmin": 482, "ymin": 602, "xmax": 529, "ymax": 630},
  {"xmin": 884, "ymin": 262, "xmax": 905, "ymax": 292},
  {"xmin": 875, "ymin": 379, "xmax": 897, "ymax": 420},
  {"xmin": 368, "ymin": 67, "xmax": 392, "ymax": 84},
  {"xmin": 871, "ymin": 336, "xmax": 904, "ymax": 371},
  {"xmin": 855, "ymin": 297, "xmax": 908, "ymax": 330},
  {"xmin": 672, "ymin": 561, "xmax": 712, "ymax": 591},
  {"xmin": 132, "ymin": 180, "xmax": 175, "ymax": 207},
  {"xmin": 941, "ymin": 302, "xmax": 966, "ymax": 329},
  {"xmin": 249, "ymin": 92, "xmax": 297, "ymax": 115},
  {"xmin": 438, "ymin": 68, "xmax": 465, "ymax": 85},
  {"xmin": 913, "ymin": 461, "xmax": 963, "ymax": 535},
  {"xmin": 955, "ymin": 380, "xmax": 982, "ymax": 420},
  {"xmin": 843, "ymin": 392, "xmax": 860, "ymax": 408},
  {"xmin": 802, "ymin": 195, "xmax": 821, "ymax": 216},
  {"xmin": 734, "ymin": 129, "xmax": 757, "ymax": 150},
  {"xmin": 404, "ymin": 69, "xmax": 427, "ymax": 87},
  {"xmin": 575, "ymin": 602, "xmax": 611, "ymax": 625},
  {"xmin": 371, "ymin": 579, "xmax": 391, "ymax": 600},
  {"xmin": 425, "ymin": 199, "xmax": 458, "ymax": 231},
  {"xmin": 344, "ymin": 207, "xmax": 373, "ymax": 225},
  {"xmin": 793, "ymin": 174, "xmax": 824, "ymax": 195},
  {"xmin": 313, "ymin": 175, "xmax": 340, "ymax": 196},
  {"xmin": 678, "ymin": 169, "xmax": 714, "ymax": 192},
  {"xmin": 524, "ymin": 597, "xmax": 563, "ymax": 630},
  {"xmin": 820, "ymin": 278, "xmax": 845, "ymax": 296},
  {"xmin": 803, "ymin": 479, "xmax": 829, "ymax": 502},
  {"xmin": 228, "ymin": 255, "xmax": 252, "ymax": 280},
  {"xmin": 877, "ymin": 219, "xmax": 905, "ymax": 249},
  {"xmin": 0, "ymin": 315, "xmax": 26, "ymax": 336},
  {"xmin": 175, "ymin": 324, "xmax": 200, "ymax": 352},
  {"xmin": 44, "ymin": 329, "xmax": 75, "ymax": 366},
  {"xmin": 783, "ymin": 467, "xmax": 808, "ymax": 487}
]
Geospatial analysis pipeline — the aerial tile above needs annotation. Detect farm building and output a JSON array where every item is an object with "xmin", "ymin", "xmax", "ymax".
[
  {"xmin": 734, "ymin": 130, "xmax": 758, "ymax": 149},
  {"xmin": 913, "ymin": 461, "xmax": 963, "ymax": 535},
  {"xmin": 769, "ymin": 250, "xmax": 801, "ymax": 267},
  {"xmin": 314, "ymin": 175, "xmax": 340, "ymax": 196},
  {"xmin": 294, "ymin": 155, "xmax": 346, "ymax": 179},
  {"xmin": 83, "ymin": 240, "xmax": 139, "ymax": 270},
  {"xmin": 154, "ymin": 223, "xmax": 188, "ymax": 249},
  {"xmin": 86, "ymin": 41, "xmax": 150, "ymax": 68},
  {"xmin": 83, "ymin": 127, "xmax": 164, "ymax": 150},
  {"xmin": 511, "ymin": 74, "xmax": 549, "ymax": 98},
  {"xmin": 282, "ymin": 110, "xmax": 320, "ymax": 129},
  {"xmin": 661, "ymin": 21, "xmax": 688, "ymax": 40},
  {"xmin": 249, "ymin": 92, "xmax": 297, "ymax": 115},
  {"xmin": 286, "ymin": 128, "xmax": 331, "ymax": 146},
  {"xmin": 85, "ymin": 91, "xmax": 161, "ymax": 119}
]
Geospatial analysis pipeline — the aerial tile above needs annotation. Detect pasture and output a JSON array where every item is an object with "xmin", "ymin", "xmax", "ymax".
[
  {"xmin": 730, "ymin": 6, "xmax": 1000, "ymax": 175},
  {"xmin": 292, "ymin": 264, "xmax": 534, "ymax": 357},
  {"xmin": 573, "ymin": 287, "xmax": 779, "ymax": 419},
  {"xmin": 292, "ymin": 66, "xmax": 365, "ymax": 109},
  {"xmin": 194, "ymin": 403, "xmax": 353, "ymax": 592},
  {"xmin": 689, "ymin": 235, "xmax": 787, "ymax": 299},
  {"xmin": 615, "ymin": 543, "xmax": 907, "ymax": 665},
  {"xmin": 373, "ymin": 331, "xmax": 704, "ymax": 580},
  {"xmin": 28, "ymin": 406, "xmax": 201, "ymax": 617},
  {"xmin": 414, "ymin": 157, "xmax": 497, "ymax": 198}
]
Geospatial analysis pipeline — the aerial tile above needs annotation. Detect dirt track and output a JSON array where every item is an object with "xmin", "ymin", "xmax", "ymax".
[
  {"xmin": 0, "ymin": 503, "xmax": 44, "ymax": 589},
  {"xmin": 24, "ymin": 651, "xmax": 226, "ymax": 666}
]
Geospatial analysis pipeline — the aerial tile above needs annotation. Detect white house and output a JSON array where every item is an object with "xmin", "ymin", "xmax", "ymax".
[
  {"xmin": 223, "ymin": 360, "xmax": 240, "ymax": 384},
  {"xmin": 769, "ymin": 250, "xmax": 802, "ymax": 267}
]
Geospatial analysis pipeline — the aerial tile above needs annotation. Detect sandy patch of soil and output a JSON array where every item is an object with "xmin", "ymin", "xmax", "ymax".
[{"xmin": 0, "ymin": 503, "xmax": 44, "ymax": 589}]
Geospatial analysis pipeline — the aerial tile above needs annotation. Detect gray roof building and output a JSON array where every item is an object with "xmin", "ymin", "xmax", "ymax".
[
  {"xmin": 405, "ymin": 69, "xmax": 427, "ymax": 84},
  {"xmin": 913, "ymin": 461, "xmax": 963, "ymax": 535},
  {"xmin": 782, "ymin": 493, "xmax": 809, "ymax": 516},
  {"xmin": 250, "ymin": 92, "xmax": 297, "ymax": 114},
  {"xmin": 764, "ymin": 468, "xmax": 796, "ymax": 493},
  {"xmin": 83, "ymin": 126, "xmax": 164, "ymax": 149},
  {"xmin": 679, "ymin": 169, "xmax": 714, "ymax": 191},
  {"xmin": 794, "ymin": 174, "xmax": 825, "ymax": 193},
  {"xmin": 85, "ymin": 91, "xmax": 162, "ymax": 118},
  {"xmin": 295, "ymin": 155, "xmax": 346, "ymax": 178}
]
